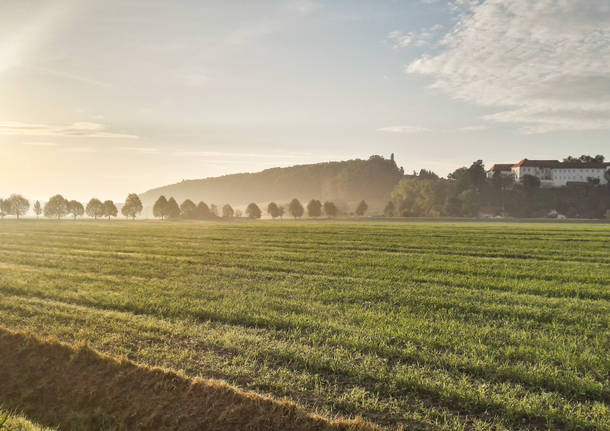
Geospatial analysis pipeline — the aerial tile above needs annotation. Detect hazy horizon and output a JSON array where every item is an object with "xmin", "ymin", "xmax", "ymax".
[{"xmin": 2, "ymin": 0, "xmax": 610, "ymax": 202}]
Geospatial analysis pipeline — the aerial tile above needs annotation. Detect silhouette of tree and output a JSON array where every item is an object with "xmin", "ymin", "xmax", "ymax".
[
  {"xmin": 222, "ymin": 204, "xmax": 234, "ymax": 218},
  {"xmin": 383, "ymin": 201, "xmax": 395, "ymax": 217},
  {"xmin": 153, "ymin": 196, "xmax": 168, "ymax": 220},
  {"xmin": 8, "ymin": 194, "xmax": 30, "ymax": 219},
  {"xmin": 235, "ymin": 209, "xmax": 243, "ymax": 218},
  {"xmin": 44, "ymin": 195, "xmax": 68, "ymax": 219},
  {"xmin": 86, "ymin": 198, "xmax": 104, "ymax": 219},
  {"xmin": 67, "ymin": 200, "xmax": 84, "ymax": 220},
  {"xmin": 278, "ymin": 206, "xmax": 285, "ymax": 219},
  {"xmin": 33, "ymin": 200, "xmax": 42, "ymax": 218},
  {"xmin": 166, "ymin": 197, "xmax": 180, "ymax": 219},
  {"xmin": 180, "ymin": 199, "xmax": 197, "ymax": 219},
  {"xmin": 197, "ymin": 201, "xmax": 211, "ymax": 219},
  {"xmin": 246, "ymin": 202, "xmax": 261, "ymax": 219},
  {"xmin": 210, "ymin": 204, "xmax": 219, "ymax": 217},
  {"xmin": 288, "ymin": 198, "xmax": 304, "ymax": 219},
  {"xmin": 355, "ymin": 200, "xmax": 368, "ymax": 216},
  {"xmin": 103, "ymin": 200, "xmax": 118, "ymax": 219},
  {"xmin": 306, "ymin": 199, "xmax": 322, "ymax": 218},
  {"xmin": 122, "ymin": 193, "xmax": 143, "ymax": 219},
  {"xmin": 267, "ymin": 202, "xmax": 281, "ymax": 219},
  {"xmin": 323, "ymin": 201, "xmax": 338, "ymax": 217}
]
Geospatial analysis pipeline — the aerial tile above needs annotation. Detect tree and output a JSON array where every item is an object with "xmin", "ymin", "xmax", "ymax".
[
  {"xmin": 153, "ymin": 196, "xmax": 168, "ymax": 220},
  {"xmin": 323, "ymin": 201, "xmax": 338, "ymax": 217},
  {"xmin": 278, "ymin": 206, "xmax": 285, "ymax": 219},
  {"xmin": 86, "ymin": 198, "xmax": 104, "ymax": 219},
  {"xmin": 0, "ymin": 199, "xmax": 8, "ymax": 218},
  {"xmin": 166, "ymin": 197, "xmax": 181, "ymax": 219},
  {"xmin": 103, "ymin": 200, "xmax": 118, "ymax": 219},
  {"xmin": 457, "ymin": 189, "xmax": 481, "ymax": 217},
  {"xmin": 383, "ymin": 201, "xmax": 395, "ymax": 217},
  {"xmin": 180, "ymin": 199, "xmax": 197, "ymax": 219},
  {"xmin": 222, "ymin": 204, "xmax": 234, "ymax": 219},
  {"xmin": 210, "ymin": 204, "xmax": 219, "ymax": 217},
  {"xmin": 306, "ymin": 199, "xmax": 322, "ymax": 218},
  {"xmin": 122, "ymin": 193, "xmax": 143, "ymax": 219},
  {"xmin": 521, "ymin": 174, "xmax": 541, "ymax": 190},
  {"xmin": 33, "ymin": 200, "xmax": 42, "ymax": 218},
  {"xmin": 267, "ymin": 202, "xmax": 281, "ymax": 219},
  {"xmin": 8, "ymin": 194, "xmax": 30, "ymax": 219},
  {"xmin": 197, "ymin": 201, "xmax": 211, "ymax": 219},
  {"xmin": 44, "ymin": 195, "xmax": 68, "ymax": 219},
  {"xmin": 67, "ymin": 200, "xmax": 84, "ymax": 220},
  {"xmin": 246, "ymin": 202, "xmax": 261, "ymax": 219},
  {"xmin": 234, "ymin": 209, "xmax": 243, "ymax": 218},
  {"xmin": 418, "ymin": 169, "xmax": 439, "ymax": 180},
  {"xmin": 355, "ymin": 200, "xmax": 368, "ymax": 216},
  {"xmin": 288, "ymin": 198, "xmax": 304, "ymax": 219}
]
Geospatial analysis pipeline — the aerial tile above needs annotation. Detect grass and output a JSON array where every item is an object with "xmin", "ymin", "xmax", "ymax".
[{"xmin": 0, "ymin": 220, "xmax": 608, "ymax": 430}]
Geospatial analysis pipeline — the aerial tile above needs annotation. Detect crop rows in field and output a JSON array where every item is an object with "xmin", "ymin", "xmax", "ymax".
[{"xmin": 0, "ymin": 221, "xmax": 608, "ymax": 430}]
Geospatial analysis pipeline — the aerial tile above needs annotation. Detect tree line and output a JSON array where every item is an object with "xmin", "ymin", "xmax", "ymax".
[
  {"xmin": 1, "ymin": 192, "xmax": 369, "ymax": 221},
  {"xmin": 386, "ymin": 155, "xmax": 610, "ymax": 219},
  {"xmin": 152, "ymin": 195, "xmax": 369, "ymax": 220},
  {"xmin": 0, "ymin": 194, "xmax": 143, "ymax": 220}
]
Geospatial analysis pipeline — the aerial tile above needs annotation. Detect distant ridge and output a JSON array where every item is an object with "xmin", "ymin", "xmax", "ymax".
[{"xmin": 139, "ymin": 155, "xmax": 404, "ymax": 211}]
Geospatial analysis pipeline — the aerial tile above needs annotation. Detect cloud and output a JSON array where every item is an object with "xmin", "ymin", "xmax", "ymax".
[
  {"xmin": 0, "ymin": 121, "xmax": 138, "ymax": 138},
  {"xmin": 120, "ymin": 146, "xmax": 159, "ymax": 154},
  {"xmin": 377, "ymin": 125, "xmax": 431, "ymax": 134},
  {"xmin": 387, "ymin": 24, "xmax": 443, "ymax": 48},
  {"xmin": 456, "ymin": 125, "xmax": 488, "ymax": 132},
  {"xmin": 21, "ymin": 141, "xmax": 57, "ymax": 146},
  {"xmin": 406, "ymin": 0, "xmax": 610, "ymax": 133}
]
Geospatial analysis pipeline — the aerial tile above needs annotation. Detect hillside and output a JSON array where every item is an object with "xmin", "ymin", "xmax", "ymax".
[{"xmin": 139, "ymin": 155, "xmax": 404, "ymax": 212}]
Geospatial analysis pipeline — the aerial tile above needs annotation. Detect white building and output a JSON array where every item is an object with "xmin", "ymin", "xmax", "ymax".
[{"xmin": 488, "ymin": 159, "xmax": 610, "ymax": 187}]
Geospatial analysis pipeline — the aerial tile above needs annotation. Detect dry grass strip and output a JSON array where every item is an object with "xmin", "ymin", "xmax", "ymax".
[{"xmin": 0, "ymin": 327, "xmax": 379, "ymax": 431}]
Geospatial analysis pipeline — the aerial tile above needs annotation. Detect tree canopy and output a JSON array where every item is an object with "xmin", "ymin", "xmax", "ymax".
[
  {"xmin": 288, "ymin": 199, "xmax": 304, "ymax": 219},
  {"xmin": 7, "ymin": 194, "xmax": 29, "ymax": 219},
  {"xmin": 355, "ymin": 200, "xmax": 368, "ymax": 216},
  {"xmin": 122, "ymin": 193, "xmax": 143, "ymax": 219},
  {"xmin": 153, "ymin": 196, "xmax": 168, "ymax": 220},
  {"xmin": 323, "ymin": 201, "xmax": 338, "ymax": 217},
  {"xmin": 86, "ymin": 198, "xmax": 104, "ymax": 219},
  {"xmin": 68, "ymin": 200, "xmax": 84, "ymax": 219},
  {"xmin": 246, "ymin": 202, "xmax": 261, "ymax": 219},
  {"xmin": 103, "ymin": 200, "xmax": 118, "ymax": 219},
  {"xmin": 267, "ymin": 202, "xmax": 281, "ymax": 219},
  {"xmin": 44, "ymin": 195, "xmax": 68, "ymax": 219},
  {"xmin": 306, "ymin": 199, "xmax": 322, "ymax": 217},
  {"xmin": 222, "ymin": 204, "xmax": 234, "ymax": 218}
]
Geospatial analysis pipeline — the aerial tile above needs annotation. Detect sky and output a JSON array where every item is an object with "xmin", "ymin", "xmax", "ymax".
[{"xmin": 1, "ymin": 0, "xmax": 609, "ymax": 202}]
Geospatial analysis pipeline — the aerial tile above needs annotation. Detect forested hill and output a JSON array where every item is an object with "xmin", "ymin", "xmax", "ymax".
[{"xmin": 140, "ymin": 155, "xmax": 404, "ymax": 210}]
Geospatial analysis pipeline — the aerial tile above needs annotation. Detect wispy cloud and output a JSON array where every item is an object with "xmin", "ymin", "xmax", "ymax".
[
  {"xmin": 0, "ymin": 121, "xmax": 138, "ymax": 139},
  {"xmin": 120, "ymin": 146, "xmax": 159, "ymax": 154},
  {"xmin": 175, "ymin": 151, "xmax": 303, "ymax": 159},
  {"xmin": 377, "ymin": 125, "xmax": 431, "ymax": 134},
  {"xmin": 406, "ymin": 0, "xmax": 610, "ymax": 133},
  {"xmin": 21, "ymin": 141, "xmax": 57, "ymax": 146},
  {"xmin": 456, "ymin": 125, "xmax": 488, "ymax": 132},
  {"xmin": 387, "ymin": 24, "xmax": 443, "ymax": 49}
]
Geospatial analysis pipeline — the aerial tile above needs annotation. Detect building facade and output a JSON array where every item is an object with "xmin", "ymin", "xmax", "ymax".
[{"xmin": 488, "ymin": 159, "xmax": 610, "ymax": 187}]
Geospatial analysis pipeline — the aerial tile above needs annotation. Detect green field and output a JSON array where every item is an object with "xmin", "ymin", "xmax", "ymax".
[{"xmin": 0, "ymin": 220, "xmax": 608, "ymax": 430}]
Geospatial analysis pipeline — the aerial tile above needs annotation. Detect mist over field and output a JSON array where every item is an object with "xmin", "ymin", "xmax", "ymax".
[{"xmin": 2, "ymin": 1, "xmax": 610, "ymax": 430}]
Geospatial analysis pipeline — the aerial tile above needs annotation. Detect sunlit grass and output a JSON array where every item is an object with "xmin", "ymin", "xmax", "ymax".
[{"xmin": 0, "ymin": 220, "xmax": 608, "ymax": 430}]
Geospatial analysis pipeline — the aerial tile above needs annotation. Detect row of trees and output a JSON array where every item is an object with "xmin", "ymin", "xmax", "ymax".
[
  {"xmin": 152, "ymin": 196, "xmax": 369, "ymax": 220},
  {"xmin": 386, "ymin": 156, "xmax": 610, "ymax": 219},
  {"xmin": 0, "ymin": 194, "xmax": 144, "ymax": 220}
]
